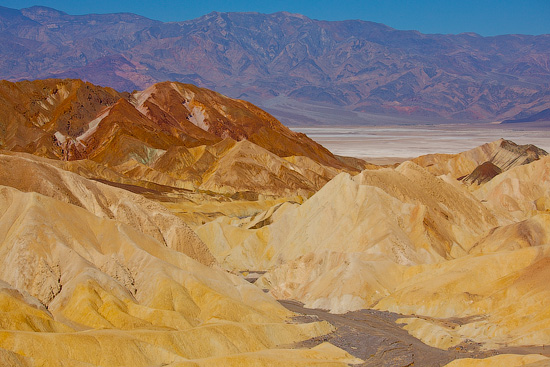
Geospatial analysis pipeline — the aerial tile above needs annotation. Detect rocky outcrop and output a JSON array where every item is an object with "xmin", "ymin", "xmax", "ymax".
[
  {"xmin": 412, "ymin": 138, "xmax": 547, "ymax": 179},
  {"xmin": 472, "ymin": 155, "xmax": 550, "ymax": 221},
  {"xmin": 0, "ymin": 183, "xmax": 355, "ymax": 366},
  {"xmin": 0, "ymin": 152, "xmax": 215, "ymax": 266},
  {"xmin": 0, "ymin": 77, "xmax": 369, "ymax": 365},
  {"xmin": 196, "ymin": 143, "xmax": 550, "ymax": 353},
  {"xmin": 462, "ymin": 161, "xmax": 502, "ymax": 185}
]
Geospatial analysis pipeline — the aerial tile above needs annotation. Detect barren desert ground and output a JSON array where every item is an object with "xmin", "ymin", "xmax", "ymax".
[{"xmin": 291, "ymin": 124, "xmax": 550, "ymax": 164}]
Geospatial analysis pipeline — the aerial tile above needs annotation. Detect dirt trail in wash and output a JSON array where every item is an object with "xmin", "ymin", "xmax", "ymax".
[{"xmin": 279, "ymin": 300, "xmax": 550, "ymax": 367}]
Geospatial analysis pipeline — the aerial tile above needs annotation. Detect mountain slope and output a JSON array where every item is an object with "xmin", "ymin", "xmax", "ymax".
[
  {"xmin": 197, "ymin": 160, "xmax": 500, "ymax": 291},
  {"xmin": 472, "ymin": 155, "xmax": 550, "ymax": 221},
  {"xmin": 0, "ymin": 151, "xmax": 215, "ymax": 265},
  {"xmin": 0, "ymin": 76, "xmax": 374, "ymax": 365},
  {"xmin": 0, "ymin": 79, "xmax": 354, "ymax": 199},
  {"xmin": 1, "ymin": 6, "xmax": 550, "ymax": 121}
]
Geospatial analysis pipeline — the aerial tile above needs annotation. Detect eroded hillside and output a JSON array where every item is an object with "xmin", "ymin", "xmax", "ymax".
[
  {"xmin": 0, "ymin": 79, "xmax": 369, "ymax": 366},
  {"xmin": 0, "ymin": 78, "xmax": 549, "ymax": 366}
]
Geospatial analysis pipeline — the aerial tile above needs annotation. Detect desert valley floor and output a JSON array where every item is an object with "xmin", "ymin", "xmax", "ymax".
[{"xmin": 291, "ymin": 124, "xmax": 550, "ymax": 164}]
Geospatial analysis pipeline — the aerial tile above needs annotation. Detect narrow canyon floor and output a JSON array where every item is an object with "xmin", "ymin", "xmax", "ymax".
[{"xmin": 280, "ymin": 300, "xmax": 550, "ymax": 367}]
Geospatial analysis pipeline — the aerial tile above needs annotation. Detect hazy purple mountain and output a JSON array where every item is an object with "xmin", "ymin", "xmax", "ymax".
[
  {"xmin": 502, "ymin": 108, "xmax": 550, "ymax": 124},
  {"xmin": 1, "ymin": 6, "xmax": 550, "ymax": 122}
]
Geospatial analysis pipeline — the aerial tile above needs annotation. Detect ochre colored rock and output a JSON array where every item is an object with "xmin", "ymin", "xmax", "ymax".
[
  {"xmin": 412, "ymin": 139, "xmax": 547, "ymax": 179},
  {"xmin": 0, "ymin": 79, "xmax": 362, "ymax": 200},
  {"xmin": 473, "ymin": 156, "xmax": 550, "ymax": 221},
  {"xmin": 198, "ymin": 154, "xmax": 550, "ymax": 351},
  {"xmin": 0, "ymin": 184, "xmax": 350, "ymax": 365},
  {"xmin": 0, "ymin": 152, "xmax": 215, "ymax": 266}
]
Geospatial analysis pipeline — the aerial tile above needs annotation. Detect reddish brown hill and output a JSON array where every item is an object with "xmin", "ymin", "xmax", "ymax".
[
  {"xmin": 462, "ymin": 161, "xmax": 502, "ymax": 185},
  {"xmin": 0, "ymin": 79, "xmax": 122, "ymax": 158},
  {"xmin": 0, "ymin": 78, "xmax": 358, "ymax": 197},
  {"xmin": 132, "ymin": 82, "xmax": 348, "ymax": 169},
  {"xmin": 0, "ymin": 79, "xmax": 348, "ymax": 167}
]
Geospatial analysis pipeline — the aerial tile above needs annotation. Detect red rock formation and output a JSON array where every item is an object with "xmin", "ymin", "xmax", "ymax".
[{"xmin": 0, "ymin": 78, "xmax": 358, "ymax": 197}]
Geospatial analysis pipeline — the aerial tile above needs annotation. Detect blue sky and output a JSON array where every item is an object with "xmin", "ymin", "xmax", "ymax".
[{"xmin": 0, "ymin": 0, "xmax": 548, "ymax": 36}]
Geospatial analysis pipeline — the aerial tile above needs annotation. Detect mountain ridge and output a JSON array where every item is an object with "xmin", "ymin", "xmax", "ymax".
[{"xmin": 1, "ymin": 6, "xmax": 550, "ymax": 122}]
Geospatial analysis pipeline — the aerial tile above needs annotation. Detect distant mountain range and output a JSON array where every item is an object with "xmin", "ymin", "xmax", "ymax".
[
  {"xmin": 502, "ymin": 108, "xmax": 550, "ymax": 124},
  {"xmin": 1, "ymin": 6, "xmax": 550, "ymax": 122}
]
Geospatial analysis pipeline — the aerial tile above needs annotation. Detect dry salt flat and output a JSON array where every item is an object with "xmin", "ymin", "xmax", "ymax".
[{"xmin": 291, "ymin": 124, "xmax": 550, "ymax": 164}]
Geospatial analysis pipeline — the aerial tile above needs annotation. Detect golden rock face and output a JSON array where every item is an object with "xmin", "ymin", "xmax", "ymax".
[
  {"xmin": 411, "ymin": 138, "xmax": 547, "ymax": 180},
  {"xmin": 196, "ymin": 142, "xmax": 550, "ymax": 352},
  {"xmin": 0, "ymin": 155, "xmax": 359, "ymax": 366}
]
